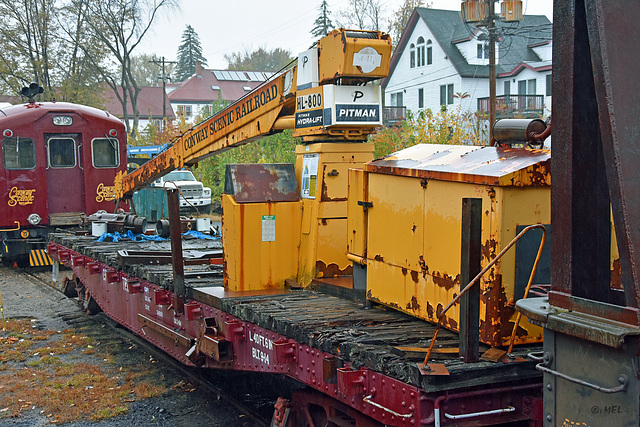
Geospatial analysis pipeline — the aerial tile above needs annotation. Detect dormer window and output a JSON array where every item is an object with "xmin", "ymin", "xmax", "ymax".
[
  {"xmin": 417, "ymin": 37, "xmax": 426, "ymax": 67},
  {"xmin": 410, "ymin": 43, "xmax": 416, "ymax": 68},
  {"xmin": 477, "ymin": 42, "xmax": 489, "ymax": 59}
]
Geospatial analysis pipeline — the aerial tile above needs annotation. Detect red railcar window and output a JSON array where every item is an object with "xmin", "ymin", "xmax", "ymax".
[
  {"xmin": 92, "ymin": 138, "xmax": 119, "ymax": 168},
  {"xmin": 48, "ymin": 138, "xmax": 76, "ymax": 168},
  {"xmin": 2, "ymin": 137, "xmax": 36, "ymax": 169}
]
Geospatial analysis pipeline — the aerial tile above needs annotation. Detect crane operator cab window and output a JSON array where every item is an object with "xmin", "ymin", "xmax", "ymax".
[
  {"xmin": 48, "ymin": 137, "xmax": 76, "ymax": 168},
  {"xmin": 2, "ymin": 137, "xmax": 36, "ymax": 169},
  {"xmin": 92, "ymin": 138, "xmax": 119, "ymax": 168}
]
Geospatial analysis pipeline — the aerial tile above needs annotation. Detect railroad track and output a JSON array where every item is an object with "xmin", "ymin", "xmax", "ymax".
[{"xmin": 22, "ymin": 267, "xmax": 273, "ymax": 427}]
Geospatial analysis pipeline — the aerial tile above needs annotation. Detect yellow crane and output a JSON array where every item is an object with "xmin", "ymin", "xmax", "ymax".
[{"xmin": 114, "ymin": 29, "xmax": 392, "ymax": 200}]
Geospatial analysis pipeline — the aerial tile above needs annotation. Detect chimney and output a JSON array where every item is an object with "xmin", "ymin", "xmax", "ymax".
[{"xmin": 195, "ymin": 61, "xmax": 202, "ymax": 77}]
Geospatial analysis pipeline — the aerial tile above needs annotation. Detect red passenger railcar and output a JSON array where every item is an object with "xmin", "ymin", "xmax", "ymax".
[{"xmin": 0, "ymin": 100, "xmax": 126, "ymax": 265}]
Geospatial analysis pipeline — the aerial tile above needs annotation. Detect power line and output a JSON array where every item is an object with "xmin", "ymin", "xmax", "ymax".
[{"xmin": 150, "ymin": 57, "xmax": 177, "ymax": 124}]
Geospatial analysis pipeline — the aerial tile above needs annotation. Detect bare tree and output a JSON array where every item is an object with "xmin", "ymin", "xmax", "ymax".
[
  {"xmin": 0, "ymin": 0, "xmax": 57, "ymax": 96},
  {"xmin": 335, "ymin": 0, "xmax": 387, "ymax": 31},
  {"xmin": 388, "ymin": 0, "xmax": 429, "ymax": 46},
  {"xmin": 79, "ymin": 0, "xmax": 176, "ymax": 136}
]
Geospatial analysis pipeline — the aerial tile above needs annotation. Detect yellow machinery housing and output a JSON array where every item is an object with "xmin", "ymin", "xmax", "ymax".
[
  {"xmin": 348, "ymin": 144, "xmax": 552, "ymax": 347},
  {"xmin": 222, "ymin": 143, "xmax": 375, "ymax": 291}
]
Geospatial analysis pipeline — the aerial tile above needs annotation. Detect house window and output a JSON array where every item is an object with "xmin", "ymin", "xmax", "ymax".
[
  {"xmin": 417, "ymin": 37, "xmax": 425, "ymax": 67},
  {"xmin": 178, "ymin": 105, "xmax": 192, "ymax": 117},
  {"xmin": 410, "ymin": 43, "xmax": 416, "ymax": 68},
  {"xmin": 546, "ymin": 74, "xmax": 552, "ymax": 96},
  {"xmin": 504, "ymin": 80, "xmax": 511, "ymax": 96},
  {"xmin": 518, "ymin": 80, "xmax": 527, "ymax": 95},
  {"xmin": 440, "ymin": 84, "xmax": 454, "ymax": 106},
  {"xmin": 477, "ymin": 43, "xmax": 488, "ymax": 59},
  {"xmin": 418, "ymin": 88, "xmax": 424, "ymax": 109},
  {"xmin": 528, "ymin": 79, "xmax": 537, "ymax": 95},
  {"xmin": 426, "ymin": 40, "xmax": 432, "ymax": 65},
  {"xmin": 390, "ymin": 92, "xmax": 404, "ymax": 107}
]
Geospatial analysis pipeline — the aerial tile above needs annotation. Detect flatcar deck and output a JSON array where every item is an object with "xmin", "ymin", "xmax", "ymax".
[
  {"xmin": 50, "ymin": 232, "xmax": 541, "ymax": 391},
  {"xmin": 49, "ymin": 232, "xmax": 543, "ymax": 425}
]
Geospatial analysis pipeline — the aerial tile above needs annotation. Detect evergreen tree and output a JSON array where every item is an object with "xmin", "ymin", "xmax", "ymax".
[
  {"xmin": 310, "ymin": 0, "xmax": 334, "ymax": 38},
  {"xmin": 175, "ymin": 25, "xmax": 208, "ymax": 82}
]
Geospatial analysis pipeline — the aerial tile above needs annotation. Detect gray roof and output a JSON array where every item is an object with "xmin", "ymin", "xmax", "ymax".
[{"xmin": 384, "ymin": 8, "xmax": 552, "ymax": 85}]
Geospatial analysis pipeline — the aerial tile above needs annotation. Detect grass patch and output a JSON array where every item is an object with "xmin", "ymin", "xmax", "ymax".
[{"xmin": 0, "ymin": 318, "xmax": 169, "ymax": 423}]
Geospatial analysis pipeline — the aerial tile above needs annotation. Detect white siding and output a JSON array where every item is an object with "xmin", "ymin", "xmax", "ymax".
[
  {"xmin": 498, "ymin": 67, "xmax": 552, "ymax": 117},
  {"xmin": 385, "ymin": 15, "xmax": 552, "ymax": 120},
  {"xmin": 455, "ymin": 38, "xmax": 499, "ymax": 66},
  {"xmin": 531, "ymin": 42, "xmax": 552, "ymax": 61},
  {"xmin": 385, "ymin": 19, "xmax": 462, "ymax": 115}
]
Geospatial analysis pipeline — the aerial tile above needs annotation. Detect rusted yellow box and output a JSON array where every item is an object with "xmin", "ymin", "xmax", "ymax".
[
  {"xmin": 222, "ymin": 164, "xmax": 302, "ymax": 291},
  {"xmin": 317, "ymin": 29, "xmax": 392, "ymax": 83},
  {"xmin": 360, "ymin": 144, "xmax": 551, "ymax": 347}
]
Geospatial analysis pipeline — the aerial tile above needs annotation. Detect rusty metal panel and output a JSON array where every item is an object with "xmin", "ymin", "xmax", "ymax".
[
  {"xmin": 315, "ymin": 218, "xmax": 351, "ymax": 279},
  {"xmin": 367, "ymin": 144, "xmax": 551, "ymax": 187},
  {"xmin": 317, "ymin": 29, "xmax": 392, "ymax": 83},
  {"xmin": 587, "ymin": 0, "xmax": 640, "ymax": 311},
  {"xmin": 224, "ymin": 163, "xmax": 299, "ymax": 203},
  {"xmin": 347, "ymin": 168, "xmax": 367, "ymax": 258},
  {"xmin": 365, "ymin": 171, "xmax": 549, "ymax": 347},
  {"xmin": 222, "ymin": 194, "xmax": 301, "ymax": 291}
]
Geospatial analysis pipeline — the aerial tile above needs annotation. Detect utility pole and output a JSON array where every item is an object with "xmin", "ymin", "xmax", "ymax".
[
  {"xmin": 461, "ymin": 0, "xmax": 523, "ymax": 145},
  {"xmin": 488, "ymin": 0, "xmax": 497, "ymax": 145},
  {"xmin": 150, "ymin": 57, "xmax": 177, "ymax": 129}
]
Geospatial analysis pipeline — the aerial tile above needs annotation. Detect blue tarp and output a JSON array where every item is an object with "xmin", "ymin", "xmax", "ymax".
[{"xmin": 97, "ymin": 229, "xmax": 220, "ymax": 242}]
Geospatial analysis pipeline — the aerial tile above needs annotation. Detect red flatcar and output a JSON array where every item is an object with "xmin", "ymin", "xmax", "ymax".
[{"xmin": 0, "ymin": 99, "xmax": 126, "ymax": 266}]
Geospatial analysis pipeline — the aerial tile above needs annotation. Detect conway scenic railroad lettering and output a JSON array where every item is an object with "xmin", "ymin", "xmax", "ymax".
[{"xmin": 182, "ymin": 82, "xmax": 280, "ymax": 152}]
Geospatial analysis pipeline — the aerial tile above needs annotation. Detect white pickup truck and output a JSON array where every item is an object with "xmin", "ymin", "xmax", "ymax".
[{"xmin": 152, "ymin": 170, "xmax": 212, "ymax": 213}]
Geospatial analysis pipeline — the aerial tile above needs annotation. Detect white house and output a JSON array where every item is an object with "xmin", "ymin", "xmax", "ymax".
[{"xmin": 383, "ymin": 8, "xmax": 552, "ymax": 119}]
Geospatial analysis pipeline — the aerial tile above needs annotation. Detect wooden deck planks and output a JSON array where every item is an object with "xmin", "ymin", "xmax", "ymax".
[{"xmin": 49, "ymin": 232, "xmax": 542, "ymax": 393}]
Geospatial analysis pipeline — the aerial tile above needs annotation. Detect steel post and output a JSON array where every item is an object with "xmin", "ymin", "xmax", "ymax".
[
  {"xmin": 459, "ymin": 198, "xmax": 482, "ymax": 362},
  {"xmin": 167, "ymin": 188, "xmax": 185, "ymax": 314}
]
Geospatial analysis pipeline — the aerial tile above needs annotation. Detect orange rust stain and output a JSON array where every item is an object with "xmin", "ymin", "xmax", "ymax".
[
  {"xmin": 426, "ymin": 301, "xmax": 434, "ymax": 319},
  {"xmin": 527, "ymin": 160, "xmax": 551, "ymax": 186},
  {"xmin": 406, "ymin": 296, "xmax": 421, "ymax": 312},
  {"xmin": 321, "ymin": 164, "xmax": 347, "ymax": 202},
  {"xmin": 401, "ymin": 267, "xmax": 407, "ymax": 276},
  {"xmin": 448, "ymin": 317, "xmax": 458, "ymax": 330},
  {"xmin": 374, "ymin": 254, "xmax": 384, "ymax": 262},
  {"xmin": 479, "ymin": 273, "xmax": 522, "ymax": 345},
  {"xmin": 418, "ymin": 255, "xmax": 429, "ymax": 279},
  {"xmin": 316, "ymin": 260, "xmax": 352, "ymax": 278},
  {"xmin": 611, "ymin": 258, "xmax": 622, "ymax": 289},
  {"xmin": 481, "ymin": 238, "xmax": 498, "ymax": 263},
  {"xmin": 432, "ymin": 271, "xmax": 458, "ymax": 291},
  {"xmin": 410, "ymin": 270, "xmax": 419, "ymax": 283}
]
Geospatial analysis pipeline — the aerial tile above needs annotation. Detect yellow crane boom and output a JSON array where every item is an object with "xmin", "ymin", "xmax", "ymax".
[{"xmin": 115, "ymin": 29, "xmax": 392, "ymax": 200}]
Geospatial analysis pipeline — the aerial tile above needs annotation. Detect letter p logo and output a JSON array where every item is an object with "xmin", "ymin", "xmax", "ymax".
[{"xmin": 353, "ymin": 91, "xmax": 364, "ymax": 102}]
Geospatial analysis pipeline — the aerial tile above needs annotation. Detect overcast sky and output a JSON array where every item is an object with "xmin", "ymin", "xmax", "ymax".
[{"xmin": 139, "ymin": 0, "xmax": 553, "ymax": 70}]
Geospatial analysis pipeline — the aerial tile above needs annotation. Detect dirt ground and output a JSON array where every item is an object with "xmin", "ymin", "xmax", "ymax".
[{"xmin": 0, "ymin": 265, "xmax": 265, "ymax": 426}]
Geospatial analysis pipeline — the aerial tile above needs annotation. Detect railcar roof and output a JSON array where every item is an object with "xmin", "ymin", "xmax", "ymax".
[
  {"xmin": 366, "ymin": 143, "xmax": 551, "ymax": 187},
  {"xmin": 0, "ymin": 101, "xmax": 121, "ymax": 124}
]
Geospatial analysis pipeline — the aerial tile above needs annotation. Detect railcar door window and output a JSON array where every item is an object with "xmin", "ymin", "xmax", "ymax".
[
  {"xmin": 92, "ymin": 138, "xmax": 119, "ymax": 168},
  {"xmin": 2, "ymin": 137, "xmax": 36, "ymax": 169},
  {"xmin": 48, "ymin": 137, "xmax": 76, "ymax": 168}
]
